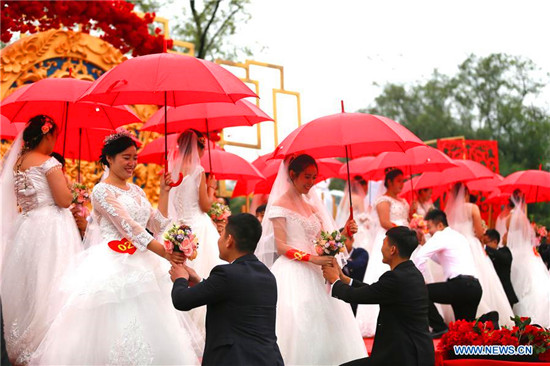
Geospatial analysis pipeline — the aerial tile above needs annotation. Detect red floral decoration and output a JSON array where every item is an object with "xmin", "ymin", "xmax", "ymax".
[
  {"xmin": 438, "ymin": 316, "xmax": 550, "ymax": 361},
  {"xmin": 0, "ymin": 0, "xmax": 173, "ymax": 56}
]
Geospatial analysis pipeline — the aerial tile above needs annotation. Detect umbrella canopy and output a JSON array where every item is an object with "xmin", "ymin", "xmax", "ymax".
[
  {"xmin": 138, "ymin": 134, "xmax": 220, "ymax": 165},
  {"xmin": 273, "ymin": 112, "xmax": 424, "ymax": 159},
  {"xmin": 467, "ymin": 174, "xmax": 504, "ymax": 192},
  {"xmin": 412, "ymin": 159, "xmax": 495, "ymax": 190},
  {"xmin": 0, "ymin": 115, "xmax": 23, "ymax": 140},
  {"xmin": 339, "ymin": 145, "xmax": 457, "ymax": 180},
  {"xmin": 199, "ymin": 149, "xmax": 265, "ymax": 181},
  {"xmin": 0, "ymin": 79, "xmax": 141, "ymax": 157},
  {"xmin": 232, "ymin": 155, "xmax": 343, "ymax": 197},
  {"xmin": 399, "ymin": 175, "xmax": 447, "ymax": 202},
  {"xmin": 79, "ymin": 53, "xmax": 256, "ymax": 106},
  {"xmin": 141, "ymin": 99, "xmax": 273, "ymax": 134},
  {"xmin": 497, "ymin": 170, "xmax": 550, "ymax": 203}
]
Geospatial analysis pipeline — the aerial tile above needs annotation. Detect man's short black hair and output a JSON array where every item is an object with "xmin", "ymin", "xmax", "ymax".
[
  {"xmin": 225, "ymin": 213, "xmax": 262, "ymax": 253},
  {"xmin": 424, "ymin": 209, "xmax": 448, "ymax": 227},
  {"xmin": 484, "ymin": 229, "xmax": 500, "ymax": 244},
  {"xmin": 256, "ymin": 204, "xmax": 267, "ymax": 215},
  {"xmin": 386, "ymin": 226, "xmax": 418, "ymax": 259}
]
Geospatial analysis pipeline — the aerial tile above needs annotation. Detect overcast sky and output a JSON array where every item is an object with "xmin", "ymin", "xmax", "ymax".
[{"xmin": 157, "ymin": 0, "xmax": 550, "ymax": 159}]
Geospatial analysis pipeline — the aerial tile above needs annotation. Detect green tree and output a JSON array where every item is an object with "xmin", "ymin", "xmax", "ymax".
[{"xmin": 133, "ymin": 0, "xmax": 252, "ymax": 60}]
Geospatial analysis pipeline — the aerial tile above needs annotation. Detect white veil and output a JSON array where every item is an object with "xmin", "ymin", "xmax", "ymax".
[
  {"xmin": 256, "ymin": 157, "xmax": 339, "ymax": 268},
  {"xmin": 336, "ymin": 178, "xmax": 366, "ymax": 228},
  {"xmin": 167, "ymin": 130, "xmax": 202, "ymax": 219},
  {"xmin": 0, "ymin": 132, "xmax": 23, "ymax": 272},
  {"xmin": 507, "ymin": 193, "xmax": 535, "ymax": 251},
  {"xmin": 445, "ymin": 183, "xmax": 473, "ymax": 237}
]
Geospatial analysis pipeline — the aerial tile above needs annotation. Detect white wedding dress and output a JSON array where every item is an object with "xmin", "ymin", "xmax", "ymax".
[
  {"xmin": 507, "ymin": 206, "xmax": 550, "ymax": 327},
  {"xmin": 269, "ymin": 205, "xmax": 367, "ymax": 365},
  {"xmin": 1, "ymin": 157, "xmax": 82, "ymax": 365},
  {"xmin": 30, "ymin": 182, "xmax": 201, "ymax": 365},
  {"xmin": 355, "ymin": 195, "xmax": 409, "ymax": 337},
  {"xmin": 169, "ymin": 165, "xmax": 223, "ymax": 279},
  {"xmin": 446, "ymin": 200, "xmax": 514, "ymax": 327}
]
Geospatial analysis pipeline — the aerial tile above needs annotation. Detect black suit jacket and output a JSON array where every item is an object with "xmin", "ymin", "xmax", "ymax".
[
  {"xmin": 485, "ymin": 246, "xmax": 519, "ymax": 305},
  {"xmin": 171, "ymin": 253, "xmax": 283, "ymax": 366},
  {"xmin": 343, "ymin": 247, "xmax": 369, "ymax": 315},
  {"xmin": 333, "ymin": 260, "xmax": 434, "ymax": 366}
]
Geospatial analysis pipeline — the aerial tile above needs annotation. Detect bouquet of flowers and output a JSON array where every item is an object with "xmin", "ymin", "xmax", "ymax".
[
  {"xmin": 313, "ymin": 230, "xmax": 347, "ymax": 256},
  {"xmin": 162, "ymin": 222, "xmax": 199, "ymax": 260},
  {"xmin": 531, "ymin": 222, "xmax": 548, "ymax": 246},
  {"xmin": 409, "ymin": 213, "xmax": 428, "ymax": 234},
  {"xmin": 71, "ymin": 182, "xmax": 90, "ymax": 216},
  {"xmin": 207, "ymin": 201, "xmax": 231, "ymax": 223},
  {"xmin": 438, "ymin": 316, "xmax": 550, "ymax": 361}
]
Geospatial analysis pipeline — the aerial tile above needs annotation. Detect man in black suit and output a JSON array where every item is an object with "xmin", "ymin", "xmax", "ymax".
[
  {"xmin": 322, "ymin": 226, "xmax": 434, "ymax": 366},
  {"xmin": 342, "ymin": 234, "xmax": 369, "ymax": 316},
  {"xmin": 170, "ymin": 213, "xmax": 283, "ymax": 366},
  {"xmin": 483, "ymin": 229, "xmax": 519, "ymax": 307}
]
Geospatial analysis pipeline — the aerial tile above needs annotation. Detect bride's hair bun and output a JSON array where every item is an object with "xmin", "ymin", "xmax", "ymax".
[
  {"xmin": 288, "ymin": 154, "xmax": 317, "ymax": 178},
  {"xmin": 23, "ymin": 115, "xmax": 57, "ymax": 151}
]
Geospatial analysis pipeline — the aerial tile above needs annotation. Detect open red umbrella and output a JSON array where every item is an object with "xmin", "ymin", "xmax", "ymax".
[
  {"xmin": 498, "ymin": 170, "xmax": 550, "ymax": 203},
  {"xmin": 338, "ymin": 145, "xmax": 457, "ymax": 180},
  {"xmin": 0, "ymin": 115, "xmax": 23, "ymax": 140},
  {"xmin": 399, "ymin": 175, "xmax": 447, "ymax": 203},
  {"xmin": 141, "ymin": 99, "xmax": 273, "ymax": 134},
  {"xmin": 199, "ymin": 149, "xmax": 265, "ymax": 181},
  {"xmin": 467, "ymin": 174, "xmax": 504, "ymax": 192},
  {"xmin": 412, "ymin": 159, "xmax": 495, "ymax": 190},
  {"xmin": 138, "ymin": 134, "xmax": 220, "ymax": 165},
  {"xmin": 273, "ymin": 107, "xmax": 424, "ymax": 219},
  {"xmin": 79, "ymin": 52, "xmax": 257, "ymax": 185},
  {"xmin": 232, "ymin": 155, "xmax": 343, "ymax": 197},
  {"xmin": 0, "ymin": 79, "xmax": 140, "ymax": 156}
]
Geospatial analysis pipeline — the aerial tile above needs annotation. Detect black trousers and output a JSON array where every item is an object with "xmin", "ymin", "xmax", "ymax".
[{"xmin": 427, "ymin": 275, "xmax": 482, "ymax": 331}]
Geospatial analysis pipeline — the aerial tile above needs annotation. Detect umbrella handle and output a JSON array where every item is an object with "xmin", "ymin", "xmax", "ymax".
[
  {"xmin": 106, "ymin": 79, "xmax": 128, "ymax": 93},
  {"xmin": 169, "ymin": 172, "xmax": 184, "ymax": 187}
]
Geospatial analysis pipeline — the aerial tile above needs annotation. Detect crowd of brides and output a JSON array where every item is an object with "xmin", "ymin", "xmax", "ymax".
[{"xmin": 1, "ymin": 115, "xmax": 550, "ymax": 365}]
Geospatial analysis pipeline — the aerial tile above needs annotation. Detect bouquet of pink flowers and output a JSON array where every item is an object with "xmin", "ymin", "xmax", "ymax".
[
  {"xmin": 207, "ymin": 201, "xmax": 231, "ymax": 222},
  {"xmin": 313, "ymin": 230, "xmax": 347, "ymax": 256},
  {"xmin": 162, "ymin": 222, "xmax": 199, "ymax": 260},
  {"xmin": 71, "ymin": 182, "xmax": 90, "ymax": 216},
  {"xmin": 409, "ymin": 213, "xmax": 428, "ymax": 234}
]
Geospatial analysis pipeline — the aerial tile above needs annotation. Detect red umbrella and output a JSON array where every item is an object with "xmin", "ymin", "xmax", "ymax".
[
  {"xmin": 412, "ymin": 159, "xmax": 495, "ymax": 190},
  {"xmin": 498, "ymin": 170, "xmax": 550, "ymax": 203},
  {"xmin": 399, "ymin": 175, "xmax": 447, "ymax": 203},
  {"xmin": 138, "ymin": 134, "xmax": 220, "ymax": 165},
  {"xmin": 0, "ymin": 115, "xmax": 23, "ymax": 140},
  {"xmin": 339, "ymin": 145, "xmax": 457, "ymax": 180},
  {"xmin": 272, "ymin": 107, "xmax": 424, "ymax": 219},
  {"xmin": 467, "ymin": 174, "xmax": 504, "ymax": 192},
  {"xmin": 0, "ymin": 79, "xmax": 140, "ymax": 156},
  {"xmin": 232, "ymin": 155, "xmax": 343, "ymax": 197},
  {"xmin": 79, "ymin": 53, "xmax": 257, "ymax": 185},
  {"xmin": 141, "ymin": 99, "xmax": 273, "ymax": 134},
  {"xmin": 199, "ymin": 149, "xmax": 265, "ymax": 181}
]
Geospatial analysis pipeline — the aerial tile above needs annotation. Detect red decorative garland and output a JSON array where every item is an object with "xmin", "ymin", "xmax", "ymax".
[{"xmin": 0, "ymin": 0, "xmax": 173, "ymax": 56}]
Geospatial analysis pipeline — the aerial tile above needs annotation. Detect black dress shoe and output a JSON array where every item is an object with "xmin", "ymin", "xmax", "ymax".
[{"xmin": 430, "ymin": 328, "xmax": 448, "ymax": 339}]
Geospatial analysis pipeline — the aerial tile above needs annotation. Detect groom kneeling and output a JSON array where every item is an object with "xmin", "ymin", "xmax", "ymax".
[
  {"xmin": 323, "ymin": 226, "xmax": 434, "ymax": 366},
  {"xmin": 170, "ymin": 213, "xmax": 283, "ymax": 366}
]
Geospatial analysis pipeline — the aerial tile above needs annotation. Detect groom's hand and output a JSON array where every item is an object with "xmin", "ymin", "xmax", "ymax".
[
  {"xmin": 169, "ymin": 262, "xmax": 189, "ymax": 283},
  {"xmin": 322, "ymin": 260, "xmax": 340, "ymax": 284},
  {"xmin": 183, "ymin": 263, "xmax": 201, "ymax": 285}
]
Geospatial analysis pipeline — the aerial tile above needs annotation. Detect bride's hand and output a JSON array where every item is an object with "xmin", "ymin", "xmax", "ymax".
[
  {"xmin": 310, "ymin": 255, "xmax": 334, "ymax": 266},
  {"xmin": 160, "ymin": 171, "xmax": 173, "ymax": 192},
  {"xmin": 166, "ymin": 251, "xmax": 185, "ymax": 264}
]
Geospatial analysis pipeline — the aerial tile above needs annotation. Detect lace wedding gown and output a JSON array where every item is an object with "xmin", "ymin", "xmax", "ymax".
[
  {"xmin": 169, "ymin": 166, "xmax": 223, "ymax": 279},
  {"xmin": 269, "ymin": 205, "xmax": 367, "ymax": 365},
  {"xmin": 355, "ymin": 195, "xmax": 410, "ymax": 337},
  {"xmin": 1, "ymin": 157, "xmax": 82, "ymax": 365},
  {"xmin": 30, "ymin": 182, "xmax": 201, "ymax": 365},
  {"xmin": 447, "ymin": 203, "xmax": 514, "ymax": 327}
]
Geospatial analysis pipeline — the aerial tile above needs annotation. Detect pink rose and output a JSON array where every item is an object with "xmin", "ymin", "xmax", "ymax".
[
  {"xmin": 315, "ymin": 245, "xmax": 324, "ymax": 255},
  {"xmin": 179, "ymin": 238, "xmax": 195, "ymax": 257},
  {"xmin": 163, "ymin": 240, "xmax": 173, "ymax": 254}
]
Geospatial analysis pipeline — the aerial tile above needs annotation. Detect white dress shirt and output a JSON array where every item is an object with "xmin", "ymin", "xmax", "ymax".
[{"xmin": 413, "ymin": 227, "xmax": 477, "ymax": 281}]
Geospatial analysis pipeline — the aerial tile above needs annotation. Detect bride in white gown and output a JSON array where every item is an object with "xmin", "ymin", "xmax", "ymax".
[
  {"xmin": 355, "ymin": 168, "xmax": 410, "ymax": 337},
  {"xmin": 445, "ymin": 183, "xmax": 514, "ymax": 327},
  {"xmin": 504, "ymin": 191, "xmax": 550, "ymax": 327},
  {"xmin": 0, "ymin": 116, "xmax": 83, "ymax": 365},
  {"xmin": 256, "ymin": 154, "xmax": 367, "ymax": 366},
  {"xmin": 168, "ymin": 129, "xmax": 223, "ymax": 279},
  {"xmin": 30, "ymin": 131, "xmax": 201, "ymax": 365}
]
